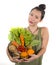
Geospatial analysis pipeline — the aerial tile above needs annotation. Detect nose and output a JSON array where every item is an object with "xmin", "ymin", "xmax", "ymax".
[{"xmin": 31, "ymin": 16, "xmax": 35, "ymax": 21}]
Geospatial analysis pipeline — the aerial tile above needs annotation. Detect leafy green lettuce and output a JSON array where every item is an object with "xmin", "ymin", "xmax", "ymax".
[{"xmin": 8, "ymin": 27, "xmax": 40, "ymax": 46}]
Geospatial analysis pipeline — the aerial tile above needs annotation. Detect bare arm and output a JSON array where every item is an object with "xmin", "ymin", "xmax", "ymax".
[{"xmin": 36, "ymin": 27, "xmax": 49, "ymax": 58}]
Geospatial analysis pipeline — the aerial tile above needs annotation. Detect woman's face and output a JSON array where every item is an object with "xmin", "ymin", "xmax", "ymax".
[{"xmin": 28, "ymin": 9, "xmax": 41, "ymax": 26}]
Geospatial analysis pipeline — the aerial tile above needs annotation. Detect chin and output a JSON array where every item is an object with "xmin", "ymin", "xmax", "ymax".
[{"xmin": 29, "ymin": 23, "xmax": 35, "ymax": 26}]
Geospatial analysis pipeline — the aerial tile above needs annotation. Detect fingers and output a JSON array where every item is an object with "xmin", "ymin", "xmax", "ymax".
[
  {"xmin": 9, "ymin": 57, "xmax": 14, "ymax": 62},
  {"xmin": 10, "ymin": 57, "xmax": 23, "ymax": 63},
  {"xmin": 23, "ymin": 58, "xmax": 28, "ymax": 61},
  {"xmin": 29, "ymin": 54, "xmax": 36, "ymax": 56},
  {"xmin": 23, "ymin": 58, "xmax": 31, "ymax": 62},
  {"xmin": 23, "ymin": 55, "xmax": 36, "ymax": 62},
  {"xmin": 15, "ymin": 58, "xmax": 24, "ymax": 63},
  {"xmin": 13, "ymin": 56, "xmax": 20, "ymax": 59}
]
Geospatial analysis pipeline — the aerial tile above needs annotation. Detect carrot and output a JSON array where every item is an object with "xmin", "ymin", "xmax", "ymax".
[
  {"xmin": 12, "ymin": 41, "xmax": 19, "ymax": 47},
  {"xmin": 20, "ymin": 34, "xmax": 24, "ymax": 46}
]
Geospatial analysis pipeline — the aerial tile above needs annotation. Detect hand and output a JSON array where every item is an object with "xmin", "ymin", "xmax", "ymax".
[
  {"xmin": 13, "ymin": 58, "xmax": 23, "ymax": 63},
  {"xmin": 23, "ymin": 54, "xmax": 38, "ymax": 62},
  {"xmin": 9, "ymin": 56, "xmax": 23, "ymax": 63},
  {"xmin": 9, "ymin": 56, "xmax": 15, "ymax": 62}
]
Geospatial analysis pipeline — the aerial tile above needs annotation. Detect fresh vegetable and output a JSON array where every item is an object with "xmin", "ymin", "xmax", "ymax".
[
  {"xmin": 8, "ymin": 27, "xmax": 34, "ymax": 46},
  {"xmin": 8, "ymin": 44, "xmax": 19, "ymax": 56},
  {"xmin": 17, "ymin": 45, "xmax": 27, "ymax": 52},
  {"xmin": 20, "ymin": 51, "xmax": 28, "ymax": 58},
  {"xmin": 30, "ymin": 40, "xmax": 40, "ymax": 46},
  {"xmin": 8, "ymin": 27, "xmax": 40, "ymax": 59},
  {"xmin": 20, "ymin": 34, "xmax": 24, "ymax": 46},
  {"xmin": 8, "ymin": 44, "xmax": 17, "ymax": 53},
  {"xmin": 12, "ymin": 41, "xmax": 19, "ymax": 48},
  {"xmin": 8, "ymin": 27, "xmax": 21, "ymax": 45},
  {"xmin": 27, "ymin": 49, "xmax": 34, "ymax": 55}
]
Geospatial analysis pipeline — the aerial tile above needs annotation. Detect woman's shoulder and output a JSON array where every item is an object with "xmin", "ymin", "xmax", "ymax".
[
  {"xmin": 39, "ymin": 27, "xmax": 49, "ymax": 36},
  {"xmin": 39, "ymin": 27, "xmax": 48, "ymax": 31}
]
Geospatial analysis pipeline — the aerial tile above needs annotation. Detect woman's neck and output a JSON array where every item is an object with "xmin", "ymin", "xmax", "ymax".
[{"xmin": 28, "ymin": 25, "xmax": 38, "ymax": 34}]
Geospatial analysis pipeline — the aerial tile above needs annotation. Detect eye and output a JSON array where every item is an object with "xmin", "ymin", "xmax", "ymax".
[
  {"xmin": 30, "ymin": 13, "xmax": 33, "ymax": 16},
  {"xmin": 35, "ymin": 16, "xmax": 38, "ymax": 19}
]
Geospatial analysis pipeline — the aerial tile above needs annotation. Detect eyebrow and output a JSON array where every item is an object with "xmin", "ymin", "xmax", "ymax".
[{"xmin": 30, "ymin": 12, "xmax": 41, "ymax": 17}]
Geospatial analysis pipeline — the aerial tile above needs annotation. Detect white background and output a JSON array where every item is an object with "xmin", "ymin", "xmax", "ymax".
[{"xmin": 0, "ymin": 0, "xmax": 56, "ymax": 65}]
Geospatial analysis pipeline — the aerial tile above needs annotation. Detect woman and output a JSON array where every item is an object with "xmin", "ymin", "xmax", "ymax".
[{"xmin": 7, "ymin": 4, "xmax": 49, "ymax": 65}]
